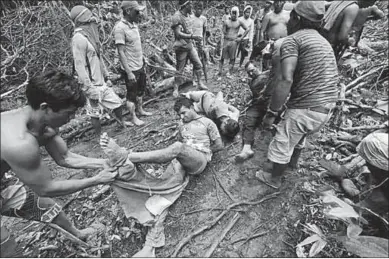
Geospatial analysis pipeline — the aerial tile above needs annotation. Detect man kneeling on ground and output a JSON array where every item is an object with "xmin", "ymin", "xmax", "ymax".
[
  {"xmin": 1, "ymin": 71, "xmax": 118, "ymax": 257},
  {"xmin": 99, "ymin": 97, "xmax": 224, "ymax": 257},
  {"xmin": 181, "ymin": 91, "xmax": 240, "ymax": 140}
]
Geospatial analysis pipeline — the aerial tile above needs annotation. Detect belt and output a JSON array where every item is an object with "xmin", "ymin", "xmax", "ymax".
[{"xmin": 307, "ymin": 106, "xmax": 332, "ymax": 114}]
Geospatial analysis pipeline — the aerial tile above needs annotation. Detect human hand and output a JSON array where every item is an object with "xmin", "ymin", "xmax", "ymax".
[
  {"xmin": 127, "ymin": 72, "xmax": 136, "ymax": 83},
  {"xmin": 106, "ymin": 80, "xmax": 113, "ymax": 87},
  {"xmin": 262, "ymin": 113, "xmax": 276, "ymax": 130},
  {"xmin": 192, "ymin": 35, "xmax": 203, "ymax": 41},
  {"xmin": 95, "ymin": 169, "xmax": 118, "ymax": 184}
]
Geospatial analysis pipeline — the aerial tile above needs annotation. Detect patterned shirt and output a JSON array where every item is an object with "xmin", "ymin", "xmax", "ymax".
[
  {"xmin": 113, "ymin": 18, "xmax": 143, "ymax": 71},
  {"xmin": 179, "ymin": 117, "xmax": 220, "ymax": 161},
  {"xmin": 280, "ymin": 29, "xmax": 339, "ymax": 109}
]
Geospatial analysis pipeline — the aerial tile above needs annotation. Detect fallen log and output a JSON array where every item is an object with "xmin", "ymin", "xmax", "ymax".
[
  {"xmin": 344, "ymin": 155, "xmax": 365, "ymax": 172},
  {"xmin": 203, "ymin": 212, "xmax": 241, "ymax": 257}
]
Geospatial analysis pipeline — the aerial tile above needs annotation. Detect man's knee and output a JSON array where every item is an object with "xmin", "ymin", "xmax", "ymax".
[{"xmin": 169, "ymin": 142, "xmax": 185, "ymax": 156}]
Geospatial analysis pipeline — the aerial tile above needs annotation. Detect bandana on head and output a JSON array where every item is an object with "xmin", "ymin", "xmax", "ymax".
[
  {"xmin": 72, "ymin": 7, "xmax": 101, "ymax": 57},
  {"xmin": 231, "ymin": 6, "xmax": 239, "ymax": 16},
  {"xmin": 243, "ymin": 5, "xmax": 253, "ymax": 17}
]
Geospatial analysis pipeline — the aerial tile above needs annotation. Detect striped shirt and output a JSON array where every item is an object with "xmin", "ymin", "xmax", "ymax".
[{"xmin": 280, "ymin": 29, "xmax": 339, "ymax": 109}]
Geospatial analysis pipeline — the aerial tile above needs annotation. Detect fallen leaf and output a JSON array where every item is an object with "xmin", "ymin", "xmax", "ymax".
[
  {"xmin": 309, "ymin": 238, "xmax": 327, "ymax": 257},
  {"xmin": 337, "ymin": 235, "xmax": 389, "ymax": 258},
  {"xmin": 320, "ymin": 192, "xmax": 360, "ymax": 220},
  {"xmin": 347, "ymin": 223, "xmax": 363, "ymax": 238}
]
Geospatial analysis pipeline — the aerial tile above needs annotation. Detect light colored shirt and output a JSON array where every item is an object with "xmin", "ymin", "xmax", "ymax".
[
  {"xmin": 113, "ymin": 18, "xmax": 143, "ymax": 71},
  {"xmin": 189, "ymin": 14, "xmax": 207, "ymax": 37},
  {"xmin": 180, "ymin": 117, "xmax": 220, "ymax": 161},
  {"xmin": 72, "ymin": 30, "xmax": 106, "ymax": 97}
]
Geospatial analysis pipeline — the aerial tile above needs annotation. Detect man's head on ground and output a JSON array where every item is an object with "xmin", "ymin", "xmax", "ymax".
[
  {"xmin": 179, "ymin": 0, "xmax": 192, "ymax": 14},
  {"xmin": 287, "ymin": 1, "xmax": 325, "ymax": 35},
  {"xmin": 70, "ymin": 5, "xmax": 98, "ymax": 27},
  {"xmin": 218, "ymin": 117, "xmax": 240, "ymax": 139},
  {"xmin": 243, "ymin": 5, "xmax": 253, "ymax": 19},
  {"xmin": 231, "ymin": 6, "xmax": 239, "ymax": 21},
  {"xmin": 26, "ymin": 70, "xmax": 86, "ymax": 128},
  {"xmin": 245, "ymin": 61, "xmax": 260, "ymax": 78},
  {"xmin": 174, "ymin": 97, "xmax": 198, "ymax": 123},
  {"xmin": 121, "ymin": 1, "xmax": 145, "ymax": 23},
  {"xmin": 194, "ymin": 2, "xmax": 203, "ymax": 17},
  {"xmin": 273, "ymin": 0, "xmax": 285, "ymax": 13}
]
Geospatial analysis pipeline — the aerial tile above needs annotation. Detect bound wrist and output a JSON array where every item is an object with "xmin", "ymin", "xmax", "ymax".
[{"xmin": 266, "ymin": 108, "xmax": 279, "ymax": 117}]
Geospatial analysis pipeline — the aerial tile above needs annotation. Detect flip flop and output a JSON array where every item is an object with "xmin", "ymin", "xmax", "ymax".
[{"xmin": 255, "ymin": 170, "xmax": 280, "ymax": 189}]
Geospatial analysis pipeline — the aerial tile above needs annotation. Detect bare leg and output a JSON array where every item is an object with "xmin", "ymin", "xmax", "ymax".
[
  {"xmin": 127, "ymin": 142, "xmax": 204, "ymax": 174},
  {"xmin": 136, "ymin": 96, "xmax": 153, "ymax": 116},
  {"xmin": 228, "ymin": 59, "xmax": 235, "ymax": 75},
  {"xmin": 91, "ymin": 117, "xmax": 102, "ymax": 137},
  {"xmin": 195, "ymin": 70, "xmax": 208, "ymax": 90},
  {"xmin": 218, "ymin": 59, "xmax": 224, "ymax": 76},
  {"xmin": 113, "ymin": 106, "xmax": 132, "ymax": 127},
  {"xmin": 126, "ymin": 101, "xmax": 145, "ymax": 126},
  {"xmin": 185, "ymin": 90, "xmax": 209, "ymax": 101}
]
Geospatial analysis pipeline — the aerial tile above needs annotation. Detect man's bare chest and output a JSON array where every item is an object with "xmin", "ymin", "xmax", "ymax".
[{"xmin": 268, "ymin": 14, "xmax": 289, "ymax": 27}]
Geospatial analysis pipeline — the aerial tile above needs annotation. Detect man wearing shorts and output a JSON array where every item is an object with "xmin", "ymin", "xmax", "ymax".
[
  {"xmin": 71, "ymin": 5, "xmax": 130, "ymax": 135},
  {"xmin": 1, "ymin": 71, "xmax": 118, "ymax": 257},
  {"xmin": 257, "ymin": 1, "xmax": 338, "ymax": 188},
  {"xmin": 217, "ymin": 6, "xmax": 249, "ymax": 79},
  {"xmin": 171, "ymin": 0, "xmax": 208, "ymax": 97},
  {"xmin": 182, "ymin": 91, "xmax": 240, "ymax": 139},
  {"xmin": 114, "ymin": 1, "xmax": 153, "ymax": 127}
]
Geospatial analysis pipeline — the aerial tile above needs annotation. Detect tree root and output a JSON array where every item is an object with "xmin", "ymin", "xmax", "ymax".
[{"xmin": 171, "ymin": 192, "xmax": 280, "ymax": 257}]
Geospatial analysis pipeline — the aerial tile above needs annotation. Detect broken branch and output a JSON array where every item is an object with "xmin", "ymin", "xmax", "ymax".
[{"xmin": 203, "ymin": 212, "xmax": 241, "ymax": 257}]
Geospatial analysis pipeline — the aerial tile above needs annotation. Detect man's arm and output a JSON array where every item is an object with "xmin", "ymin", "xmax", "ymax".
[
  {"xmin": 174, "ymin": 24, "xmax": 196, "ymax": 40},
  {"xmin": 210, "ymin": 137, "xmax": 224, "ymax": 153},
  {"xmin": 238, "ymin": 19, "xmax": 249, "ymax": 40},
  {"xmin": 72, "ymin": 35, "xmax": 92, "ymax": 92},
  {"xmin": 269, "ymin": 56, "xmax": 297, "ymax": 111},
  {"xmin": 338, "ymin": 4, "xmax": 359, "ymax": 44},
  {"xmin": 183, "ymin": 90, "xmax": 208, "ymax": 101},
  {"xmin": 259, "ymin": 13, "xmax": 270, "ymax": 42},
  {"xmin": 117, "ymin": 44, "xmax": 134, "ymax": 79},
  {"xmin": 45, "ymin": 135, "xmax": 107, "ymax": 169},
  {"xmin": 4, "ymin": 138, "xmax": 116, "ymax": 197},
  {"xmin": 228, "ymin": 105, "xmax": 240, "ymax": 121}
]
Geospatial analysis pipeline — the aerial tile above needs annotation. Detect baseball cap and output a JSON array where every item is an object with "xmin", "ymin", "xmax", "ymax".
[
  {"xmin": 294, "ymin": 1, "xmax": 325, "ymax": 22},
  {"xmin": 121, "ymin": 1, "xmax": 146, "ymax": 11}
]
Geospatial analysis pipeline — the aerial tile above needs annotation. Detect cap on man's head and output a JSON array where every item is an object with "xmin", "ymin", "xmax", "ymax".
[
  {"xmin": 178, "ymin": 0, "xmax": 190, "ymax": 7},
  {"xmin": 70, "ymin": 5, "xmax": 93, "ymax": 23},
  {"xmin": 266, "ymin": 0, "xmax": 274, "ymax": 4},
  {"xmin": 294, "ymin": 1, "xmax": 325, "ymax": 22},
  {"xmin": 121, "ymin": 1, "xmax": 146, "ymax": 11}
]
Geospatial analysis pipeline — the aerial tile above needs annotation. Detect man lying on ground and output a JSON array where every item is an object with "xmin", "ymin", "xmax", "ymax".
[
  {"xmin": 181, "ymin": 91, "xmax": 240, "ymax": 140},
  {"xmin": 99, "ymin": 97, "xmax": 223, "ymax": 257},
  {"xmin": 0, "ymin": 71, "xmax": 117, "ymax": 257}
]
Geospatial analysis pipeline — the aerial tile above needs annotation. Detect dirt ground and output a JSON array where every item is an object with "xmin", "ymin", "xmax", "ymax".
[{"xmin": 0, "ymin": 61, "xmax": 372, "ymax": 258}]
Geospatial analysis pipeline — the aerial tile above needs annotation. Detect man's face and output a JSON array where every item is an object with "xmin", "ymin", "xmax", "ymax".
[
  {"xmin": 178, "ymin": 106, "xmax": 195, "ymax": 123},
  {"xmin": 225, "ymin": 8, "xmax": 229, "ymax": 14},
  {"xmin": 194, "ymin": 6, "xmax": 202, "ymax": 17},
  {"xmin": 273, "ymin": 1, "xmax": 285, "ymax": 13},
  {"xmin": 45, "ymin": 105, "xmax": 77, "ymax": 128},
  {"xmin": 127, "ymin": 7, "xmax": 142, "ymax": 23},
  {"xmin": 287, "ymin": 10, "xmax": 301, "ymax": 35},
  {"xmin": 246, "ymin": 63, "xmax": 259, "ymax": 78},
  {"xmin": 231, "ymin": 10, "xmax": 237, "ymax": 20},
  {"xmin": 265, "ymin": 2, "xmax": 272, "ymax": 9},
  {"xmin": 244, "ymin": 9, "xmax": 250, "ymax": 18},
  {"xmin": 185, "ymin": 2, "xmax": 192, "ymax": 13}
]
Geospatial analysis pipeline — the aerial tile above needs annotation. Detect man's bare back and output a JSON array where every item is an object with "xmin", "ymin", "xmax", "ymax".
[{"xmin": 263, "ymin": 10, "xmax": 290, "ymax": 40}]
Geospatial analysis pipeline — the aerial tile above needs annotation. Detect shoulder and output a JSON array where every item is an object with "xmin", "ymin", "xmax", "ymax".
[
  {"xmin": 2, "ymin": 133, "xmax": 41, "ymax": 168},
  {"xmin": 114, "ymin": 21, "xmax": 126, "ymax": 31},
  {"xmin": 344, "ymin": 3, "xmax": 359, "ymax": 16}
]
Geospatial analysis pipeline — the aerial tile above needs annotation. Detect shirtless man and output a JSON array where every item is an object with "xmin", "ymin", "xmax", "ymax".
[
  {"xmin": 217, "ymin": 6, "xmax": 249, "ymax": 79},
  {"xmin": 256, "ymin": 0, "xmax": 290, "ymax": 70},
  {"xmin": 0, "ymin": 71, "xmax": 117, "ymax": 257},
  {"xmin": 182, "ymin": 90, "xmax": 240, "ymax": 139},
  {"xmin": 259, "ymin": 0, "xmax": 290, "ymax": 42}
]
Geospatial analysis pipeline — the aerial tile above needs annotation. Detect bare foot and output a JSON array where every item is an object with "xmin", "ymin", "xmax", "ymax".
[
  {"xmin": 138, "ymin": 108, "xmax": 153, "ymax": 117},
  {"xmin": 132, "ymin": 245, "xmax": 155, "ymax": 258},
  {"xmin": 100, "ymin": 133, "xmax": 128, "ymax": 166},
  {"xmin": 197, "ymin": 82, "xmax": 208, "ymax": 90},
  {"xmin": 132, "ymin": 116, "xmax": 145, "ymax": 126},
  {"xmin": 78, "ymin": 223, "xmax": 106, "ymax": 241},
  {"xmin": 235, "ymin": 149, "xmax": 254, "ymax": 163}
]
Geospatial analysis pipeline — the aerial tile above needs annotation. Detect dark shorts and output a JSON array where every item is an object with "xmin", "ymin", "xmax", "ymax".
[
  {"xmin": 1, "ymin": 177, "xmax": 61, "ymax": 223},
  {"xmin": 222, "ymin": 39, "xmax": 238, "ymax": 60},
  {"xmin": 121, "ymin": 66, "xmax": 147, "ymax": 103}
]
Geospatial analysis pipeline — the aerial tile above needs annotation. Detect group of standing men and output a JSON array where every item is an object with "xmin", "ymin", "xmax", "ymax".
[{"xmin": 1, "ymin": 0, "xmax": 387, "ymax": 258}]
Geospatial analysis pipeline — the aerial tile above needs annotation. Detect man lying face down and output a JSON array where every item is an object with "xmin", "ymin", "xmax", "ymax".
[{"xmin": 99, "ymin": 97, "xmax": 224, "ymax": 257}]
